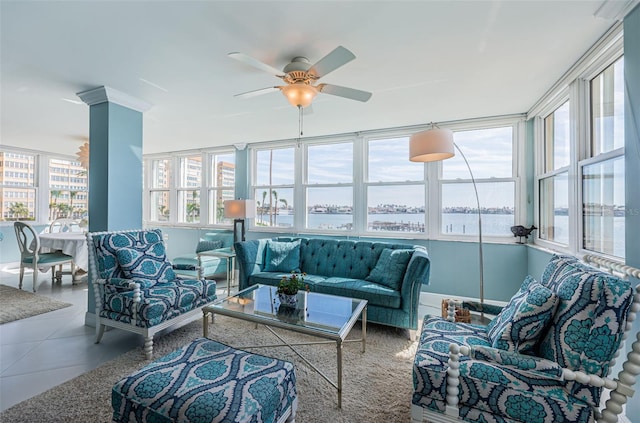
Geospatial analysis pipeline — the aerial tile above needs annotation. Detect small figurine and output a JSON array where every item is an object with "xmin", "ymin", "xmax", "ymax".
[{"xmin": 510, "ymin": 225, "xmax": 537, "ymax": 244}]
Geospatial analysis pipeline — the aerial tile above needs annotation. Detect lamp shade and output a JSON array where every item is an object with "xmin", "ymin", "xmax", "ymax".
[
  {"xmin": 281, "ymin": 83, "xmax": 318, "ymax": 108},
  {"xmin": 409, "ymin": 128, "xmax": 455, "ymax": 162},
  {"xmin": 224, "ymin": 199, "xmax": 256, "ymax": 219}
]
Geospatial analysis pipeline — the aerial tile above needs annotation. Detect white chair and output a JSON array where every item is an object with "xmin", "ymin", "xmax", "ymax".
[
  {"xmin": 14, "ymin": 221, "xmax": 74, "ymax": 292},
  {"xmin": 49, "ymin": 218, "xmax": 81, "ymax": 233}
]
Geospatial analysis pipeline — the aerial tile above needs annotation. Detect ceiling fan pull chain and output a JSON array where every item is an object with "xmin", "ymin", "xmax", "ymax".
[{"xmin": 298, "ymin": 105, "xmax": 304, "ymax": 137}]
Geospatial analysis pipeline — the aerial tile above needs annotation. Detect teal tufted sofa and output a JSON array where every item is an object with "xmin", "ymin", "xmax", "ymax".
[
  {"xmin": 234, "ymin": 237, "xmax": 431, "ymax": 331},
  {"xmin": 411, "ymin": 254, "xmax": 639, "ymax": 423},
  {"xmin": 87, "ymin": 229, "xmax": 217, "ymax": 359}
]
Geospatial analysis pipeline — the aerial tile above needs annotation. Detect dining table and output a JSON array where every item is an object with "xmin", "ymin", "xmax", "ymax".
[{"xmin": 39, "ymin": 232, "xmax": 88, "ymax": 282}]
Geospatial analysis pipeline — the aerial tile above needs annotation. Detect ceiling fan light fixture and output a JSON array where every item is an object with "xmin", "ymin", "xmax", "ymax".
[{"xmin": 281, "ymin": 83, "xmax": 318, "ymax": 108}]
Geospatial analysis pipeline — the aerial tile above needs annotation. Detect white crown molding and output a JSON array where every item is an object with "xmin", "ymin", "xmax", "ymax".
[
  {"xmin": 76, "ymin": 86, "xmax": 152, "ymax": 112},
  {"xmin": 594, "ymin": 0, "xmax": 640, "ymax": 21},
  {"xmin": 233, "ymin": 143, "xmax": 247, "ymax": 151}
]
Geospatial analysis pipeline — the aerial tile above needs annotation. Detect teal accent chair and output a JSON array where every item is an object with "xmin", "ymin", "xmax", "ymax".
[
  {"xmin": 411, "ymin": 254, "xmax": 640, "ymax": 423},
  {"xmin": 14, "ymin": 221, "xmax": 74, "ymax": 292},
  {"xmin": 87, "ymin": 228, "xmax": 217, "ymax": 359}
]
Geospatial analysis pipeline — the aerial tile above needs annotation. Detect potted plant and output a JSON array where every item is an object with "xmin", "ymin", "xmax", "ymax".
[{"xmin": 277, "ymin": 272, "xmax": 306, "ymax": 308}]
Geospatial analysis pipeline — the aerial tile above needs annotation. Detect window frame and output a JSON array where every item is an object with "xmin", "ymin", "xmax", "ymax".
[
  {"xmin": 530, "ymin": 23, "xmax": 624, "ymax": 259},
  {"xmin": 245, "ymin": 115, "xmax": 523, "ymax": 242},
  {"xmin": 143, "ymin": 148, "xmax": 236, "ymax": 228}
]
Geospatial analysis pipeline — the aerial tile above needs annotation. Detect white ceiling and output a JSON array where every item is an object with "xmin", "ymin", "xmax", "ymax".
[{"xmin": 0, "ymin": 1, "xmax": 618, "ymax": 156}]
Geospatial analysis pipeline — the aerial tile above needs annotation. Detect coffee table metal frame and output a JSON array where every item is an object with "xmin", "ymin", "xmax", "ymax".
[{"xmin": 202, "ymin": 284, "xmax": 367, "ymax": 408}]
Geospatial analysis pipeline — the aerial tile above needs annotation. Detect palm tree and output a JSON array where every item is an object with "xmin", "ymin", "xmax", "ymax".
[
  {"xmin": 8, "ymin": 202, "xmax": 29, "ymax": 220},
  {"xmin": 261, "ymin": 190, "xmax": 268, "ymax": 224},
  {"xmin": 70, "ymin": 191, "xmax": 78, "ymax": 218},
  {"xmin": 269, "ymin": 149, "xmax": 273, "ymax": 226},
  {"xmin": 50, "ymin": 190, "xmax": 62, "ymax": 220},
  {"xmin": 272, "ymin": 190, "xmax": 279, "ymax": 226},
  {"xmin": 186, "ymin": 190, "xmax": 199, "ymax": 222},
  {"xmin": 280, "ymin": 198, "xmax": 288, "ymax": 214}
]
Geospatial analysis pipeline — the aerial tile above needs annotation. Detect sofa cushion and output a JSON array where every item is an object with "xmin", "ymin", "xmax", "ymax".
[
  {"xmin": 115, "ymin": 241, "xmax": 176, "ymax": 284},
  {"xmin": 195, "ymin": 239, "xmax": 223, "ymax": 254},
  {"xmin": 264, "ymin": 239, "xmax": 301, "ymax": 273},
  {"xmin": 487, "ymin": 275, "xmax": 559, "ymax": 354},
  {"xmin": 365, "ymin": 248, "xmax": 412, "ymax": 290},
  {"xmin": 539, "ymin": 255, "xmax": 633, "ymax": 376},
  {"xmin": 101, "ymin": 278, "xmax": 217, "ymax": 328},
  {"xmin": 91, "ymin": 229, "xmax": 165, "ymax": 280}
]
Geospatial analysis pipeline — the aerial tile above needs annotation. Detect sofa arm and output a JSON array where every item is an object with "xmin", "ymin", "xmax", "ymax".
[
  {"xmin": 235, "ymin": 239, "xmax": 270, "ymax": 290},
  {"xmin": 400, "ymin": 247, "xmax": 431, "ymax": 329}
]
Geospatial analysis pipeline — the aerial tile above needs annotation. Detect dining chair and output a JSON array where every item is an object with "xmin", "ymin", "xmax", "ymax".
[
  {"xmin": 13, "ymin": 221, "xmax": 74, "ymax": 292},
  {"xmin": 49, "ymin": 218, "xmax": 81, "ymax": 233}
]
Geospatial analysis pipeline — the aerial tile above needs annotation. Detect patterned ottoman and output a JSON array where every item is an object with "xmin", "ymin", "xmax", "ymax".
[{"xmin": 112, "ymin": 338, "xmax": 297, "ymax": 423}]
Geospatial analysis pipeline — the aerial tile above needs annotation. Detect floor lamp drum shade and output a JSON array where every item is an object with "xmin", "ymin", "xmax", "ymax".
[
  {"xmin": 409, "ymin": 128, "xmax": 455, "ymax": 162},
  {"xmin": 224, "ymin": 200, "xmax": 256, "ymax": 220}
]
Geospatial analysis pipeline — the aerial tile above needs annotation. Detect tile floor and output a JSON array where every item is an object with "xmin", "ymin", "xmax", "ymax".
[{"xmin": 0, "ymin": 266, "xmax": 441, "ymax": 412}]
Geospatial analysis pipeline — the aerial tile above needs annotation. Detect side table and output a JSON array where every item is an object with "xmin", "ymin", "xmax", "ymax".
[{"xmin": 198, "ymin": 247, "xmax": 236, "ymax": 296}]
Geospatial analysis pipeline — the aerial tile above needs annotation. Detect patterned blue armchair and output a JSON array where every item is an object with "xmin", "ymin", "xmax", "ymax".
[
  {"xmin": 87, "ymin": 229, "xmax": 217, "ymax": 359},
  {"xmin": 412, "ymin": 254, "xmax": 640, "ymax": 423}
]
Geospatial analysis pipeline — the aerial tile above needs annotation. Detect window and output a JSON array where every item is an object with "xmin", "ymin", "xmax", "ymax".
[
  {"xmin": 48, "ymin": 158, "xmax": 88, "ymax": 221},
  {"xmin": 441, "ymin": 126, "xmax": 515, "ymax": 237},
  {"xmin": 538, "ymin": 101, "xmax": 570, "ymax": 245},
  {"xmin": 582, "ymin": 57, "xmax": 625, "ymax": 257},
  {"xmin": 305, "ymin": 141, "xmax": 353, "ymax": 231},
  {"xmin": 148, "ymin": 158, "xmax": 171, "ymax": 222},
  {"xmin": 208, "ymin": 152, "xmax": 235, "ymax": 225},
  {"xmin": 0, "ymin": 151, "xmax": 37, "ymax": 221},
  {"xmin": 366, "ymin": 136, "xmax": 425, "ymax": 234},
  {"xmin": 177, "ymin": 155, "xmax": 202, "ymax": 224},
  {"xmin": 532, "ymin": 25, "xmax": 624, "ymax": 258},
  {"xmin": 253, "ymin": 147, "xmax": 294, "ymax": 228}
]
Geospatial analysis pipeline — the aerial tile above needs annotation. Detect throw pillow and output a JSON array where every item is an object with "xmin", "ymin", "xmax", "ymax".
[
  {"xmin": 115, "ymin": 242, "xmax": 176, "ymax": 284},
  {"xmin": 264, "ymin": 239, "xmax": 302, "ymax": 273},
  {"xmin": 487, "ymin": 275, "xmax": 559, "ymax": 354},
  {"xmin": 195, "ymin": 239, "xmax": 223, "ymax": 254},
  {"xmin": 365, "ymin": 248, "xmax": 413, "ymax": 290}
]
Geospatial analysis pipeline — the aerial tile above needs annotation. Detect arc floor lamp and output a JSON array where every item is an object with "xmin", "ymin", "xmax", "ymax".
[{"xmin": 409, "ymin": 126, "xmax": 486, "ymax": 322}]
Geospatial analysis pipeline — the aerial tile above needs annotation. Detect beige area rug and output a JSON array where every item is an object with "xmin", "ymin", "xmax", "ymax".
[
  {"xmin": 0, "ymin": 315, "xmax": 418, "ymax": 423},
  {"xmin": 0, "ymin": 284, "xmax": 72, "ymax": 324}
]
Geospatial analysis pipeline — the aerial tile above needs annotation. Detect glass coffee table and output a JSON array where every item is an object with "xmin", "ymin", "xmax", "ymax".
[{"xmin": 202, "ymin": 284, "xmax": 368, "ymax": 408}]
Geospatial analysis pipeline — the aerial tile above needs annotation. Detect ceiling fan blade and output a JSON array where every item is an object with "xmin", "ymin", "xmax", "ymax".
[
  {"xmin": 317, "ymin": 84, "xmax": 372, "ymax": 102},
  {"xmin": 307, "ymin": 46, "xmax": 355, "ymax": 79},
  {"xmin": 234, "ymin": 86, "xmax": 281, "ymax": 99},
  {"xmin": 228, "ymin": 52, "xmax": 284, "ymax": 77}
]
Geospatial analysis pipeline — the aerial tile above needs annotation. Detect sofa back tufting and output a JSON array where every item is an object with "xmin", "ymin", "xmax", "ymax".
[{"xmin": 290, "ymin": 238, "xmax": 415, "ymax": 280}]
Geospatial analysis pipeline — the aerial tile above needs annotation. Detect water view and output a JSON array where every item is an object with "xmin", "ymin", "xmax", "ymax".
[{"xmin": 257, "ymin": 212, "xmax": 625, "ymax": 257}]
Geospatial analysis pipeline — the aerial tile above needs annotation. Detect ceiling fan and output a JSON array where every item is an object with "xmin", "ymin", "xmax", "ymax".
[{"xmin": 229, "ymin": 46, "xmax": 372, "ymax": 109}]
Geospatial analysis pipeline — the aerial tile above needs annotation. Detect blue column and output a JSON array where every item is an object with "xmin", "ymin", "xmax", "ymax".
[{"xmin": 77, "ymin": 86, "xmax": 151, "ymax": 321}]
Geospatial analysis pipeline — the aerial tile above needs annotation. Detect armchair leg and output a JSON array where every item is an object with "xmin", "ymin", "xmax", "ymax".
[
  {"xmin": 144, "ymin": 337, "xmax": 154, "ymax": 360},
  {"xmin": 19, "ymin": 265, "xmax": 24, "ymax": 290},
  {"xmin": 95, "ymin": 324, "xmax": 106, "ymax": 344},
  {"xmin": 32, "ymin": 266, "xmax": 38, "ymax": 292}
]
